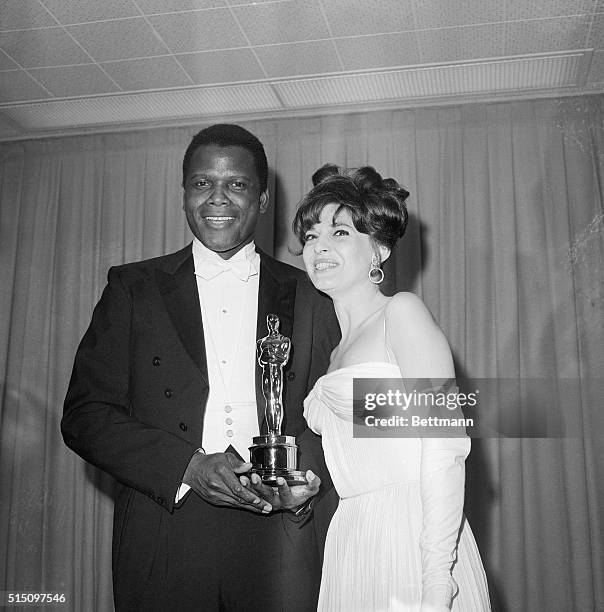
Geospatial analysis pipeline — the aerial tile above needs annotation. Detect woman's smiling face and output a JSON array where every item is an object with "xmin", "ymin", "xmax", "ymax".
[{"xmin": 302, "ymin": 203, "xmax": 375, "ymax": 296}]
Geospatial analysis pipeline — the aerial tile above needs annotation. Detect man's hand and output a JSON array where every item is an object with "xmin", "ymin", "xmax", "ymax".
[
  {"xmin": 183, "ymin": 451, "xmax": 272, "ymax": 514},
  {"xmin": 239, "ymin": 470, "xmax": 320, "ymax": 512}
]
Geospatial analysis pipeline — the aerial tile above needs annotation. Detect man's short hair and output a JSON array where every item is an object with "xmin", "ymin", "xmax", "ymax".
[{"xmin": 182, "ymin": 124, "xmax": 268, "ymax": 192}]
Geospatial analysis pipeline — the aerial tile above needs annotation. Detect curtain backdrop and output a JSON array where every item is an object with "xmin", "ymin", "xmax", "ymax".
[{"xmin": 1, "ymin": 97, "xmax": 603, "ymax": 612}]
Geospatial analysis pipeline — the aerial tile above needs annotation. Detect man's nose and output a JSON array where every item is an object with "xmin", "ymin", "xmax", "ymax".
[{"xmin": 208, "ymin": 183, "xmax": 228, "ymax": 205}]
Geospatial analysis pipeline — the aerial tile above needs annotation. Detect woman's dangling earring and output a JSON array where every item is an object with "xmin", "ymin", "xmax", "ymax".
[{"xmin": 368, "ymin": 256, "xmax": 384, "ymax": 284}]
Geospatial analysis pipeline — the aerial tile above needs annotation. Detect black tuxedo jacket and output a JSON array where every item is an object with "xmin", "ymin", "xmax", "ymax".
[{"xmin": 62, "ymin": 243, "xmax": 340, "ymax": 611}]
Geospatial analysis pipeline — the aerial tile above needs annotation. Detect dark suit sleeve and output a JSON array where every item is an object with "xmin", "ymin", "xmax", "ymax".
[{"xmin": 61, "ymin": 267, "xmax": 197, "ymax": 513}]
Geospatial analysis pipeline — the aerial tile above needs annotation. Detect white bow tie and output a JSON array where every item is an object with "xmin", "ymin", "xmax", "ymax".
[{"xmin": 196, "ymin": 257, "xmax": 257, "ymax": 282}]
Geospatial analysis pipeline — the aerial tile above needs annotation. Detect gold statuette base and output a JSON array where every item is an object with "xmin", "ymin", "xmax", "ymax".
[{"xmin": 249, "ymin": 434, "xmax": 307, "ymax": 485}]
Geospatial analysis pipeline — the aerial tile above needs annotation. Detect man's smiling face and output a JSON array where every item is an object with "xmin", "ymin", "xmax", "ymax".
[{"xmin": 183, "ymin": 144, "xmax": 268, "ymax": 260}]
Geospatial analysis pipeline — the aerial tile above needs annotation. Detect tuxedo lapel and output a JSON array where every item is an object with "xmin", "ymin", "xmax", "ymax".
[
  {"xmin": 156, "ymin": 247, "xmax": 208, "ymax": 386},
  {"xmin": 256, "ymin": 252, "xmax": 296, "ymax": 429}
]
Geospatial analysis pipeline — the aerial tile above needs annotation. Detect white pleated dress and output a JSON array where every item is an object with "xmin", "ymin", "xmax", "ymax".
[{"xmin": 304, "ymin": 363, "xmax": 491, "ymax": 612}]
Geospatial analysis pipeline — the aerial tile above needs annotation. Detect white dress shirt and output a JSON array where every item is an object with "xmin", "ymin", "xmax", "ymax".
[{"xmin": 177, "ymin": 238, "xmax": 261, "ymax": 501}]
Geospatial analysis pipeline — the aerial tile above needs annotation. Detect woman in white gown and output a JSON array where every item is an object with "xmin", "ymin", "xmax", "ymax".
[{"xmin": 292, "ymin": 165, "xmax": 491, "ymax": 612}]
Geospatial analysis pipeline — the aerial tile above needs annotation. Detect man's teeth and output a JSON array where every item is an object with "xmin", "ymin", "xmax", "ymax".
[
  {"xmin": 205, "ymin": 216, "xmax": 235, "ymax": 221},
  {"xmin": 315, "ymin": 261, "xmax": 337, "ymax": 270}
]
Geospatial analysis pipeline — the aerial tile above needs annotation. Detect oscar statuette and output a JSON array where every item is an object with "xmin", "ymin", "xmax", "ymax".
[{"xmin": 249, "ymin": 314, "xmax": 306, "ymax": 485}]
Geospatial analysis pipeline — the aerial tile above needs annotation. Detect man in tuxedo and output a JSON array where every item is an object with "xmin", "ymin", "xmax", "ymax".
[{"xmin": 62, "ymin": 124, "xmax": 339, "ymax": 611}]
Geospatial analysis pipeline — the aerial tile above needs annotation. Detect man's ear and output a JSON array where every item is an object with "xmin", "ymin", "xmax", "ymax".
[{"xmin": 259, "ymin": 189, "xmax": 269, "ymax": 214}]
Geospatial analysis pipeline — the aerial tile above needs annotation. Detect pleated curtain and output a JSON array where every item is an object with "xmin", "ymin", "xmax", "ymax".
[{"xmin": 1, "ymin": 96, "xmax": 603, "ymax": 611}]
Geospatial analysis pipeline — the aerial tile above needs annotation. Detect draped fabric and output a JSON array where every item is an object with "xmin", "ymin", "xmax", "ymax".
[{"xmin": 1, "ymin": 97, "xmax": 603, "ymax": 611}]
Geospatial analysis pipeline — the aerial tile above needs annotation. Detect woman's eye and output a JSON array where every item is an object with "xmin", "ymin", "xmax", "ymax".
[
  {"xmin": 334, "ymin": 229, "xmax": 349, "ymax": 236},
  {"xmin": 304, "ymin": 233, "xmax": 317, "ymax": 242}
]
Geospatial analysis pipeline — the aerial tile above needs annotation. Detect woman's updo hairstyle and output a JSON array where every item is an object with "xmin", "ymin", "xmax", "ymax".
[{"xmin": 293, "ymin": 163, "xmax": 409, "ymax": 252}]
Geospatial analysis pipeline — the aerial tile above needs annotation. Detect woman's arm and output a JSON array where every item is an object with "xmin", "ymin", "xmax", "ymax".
[{"xmin": 385, "ymin": 293, "xmax": 470, "ymax": 611}]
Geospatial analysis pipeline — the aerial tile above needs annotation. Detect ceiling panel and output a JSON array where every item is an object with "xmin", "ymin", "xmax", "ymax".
[
  {"xmin": 588, "ymin": 12, "xmax": 604, "ymax": 48},
  {"xmin": 0, "ymin": 0, "xmax": 601, "ymax": 140},
  {"xmin": 0, "ymin": 27, "xmax": 90, "ymax": 67},
  {"xmin": 100, "ymin": 57, "xmax": 192, "ymax": 90},
  {"xmin": 28, "ymin": 64, "xmax": 121, "ymax": 96},
  {"xmin": 1, "ymin": 84, "xmax": 282, "ymax": 129},
  {"xmin": 135, "ymin": 0, "xmax": 226, "ymax": 13},
  {"xmin": 233, "ymin": 0, "xmax": 330, "ymax": 45},
  {"xmin": 0, "ymin": 50, "xmax": 19, "ymax": 70},
  {"xmin": 418, "ymin": 23, "xmax": 506, "ymax": 64},
  {"xmin": 0, "ymin": 70, "xmax": 52, "ymax": 103},
  {"xmin": 255, "ymin": 40, "xmax": 341, "ymax": 77},
  {"xmin": 504, "ymin": 0, "xmax": 594, "ymax": 20},
  {"xmin": 322, "ymin": 0, "xmax": 417, "ymax": 37},
  {"xmin": 275, "ymin": 54, "xmax": 582, "ymax": 107},
  {"xmin": 336, "ymin": 32, "xmax": 421, "ymax": 71},
  {"xmin": 148, "ymin": 9, "xmax": 246, "ymax": 53},
  {"xmin": 178, "ymin": 49, "xmax": 265, "ymax": 84},
  {"xmin": 504, "ymin": 16, "xmax": 591, "ymax": 55},
  {"xmin": 0, "ymin": 0, "xmax": 57, "ymax": 30},
  {"xmin": 66, "ymin": 18, "xmax": 168, "ymax": 62},
  {"xmin": 411, "ymin": 0, "xmax": 505, "ymax": 29},
  {"xmin": 225, "ymin": 0, "xmax": 294, "ymax": 5},
  {"xmin": 40, "ymin": 0, "xmax": 141, "ymax": 24}
]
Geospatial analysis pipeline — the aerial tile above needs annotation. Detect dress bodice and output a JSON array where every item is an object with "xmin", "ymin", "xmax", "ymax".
[{"xmin": 304, "ymin": 362, "xmax": 422, "ymax": 499}]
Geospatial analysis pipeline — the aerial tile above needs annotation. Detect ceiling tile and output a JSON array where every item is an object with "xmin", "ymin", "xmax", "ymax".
[
  {"xmin": 0, "ymin": 49, "xmax": 19, "ymax": 70},
  {"xmin": 412, "ymin": 0, "xmax": 504, "ymax": 29},
  {"xmin": 67, "ymin": 18, "xmax": 168, "ymax": 61},
  {"xmin": 336, "ymin": 32, "xmax": 420, "ymax": 70},
  {"xmin": 418, "ymin": 23, "xmax": 506, "ymax": 64},
  {"xmin": 505, "ymin": 16, "xmax": 591, "ymax": 55},
  {"xmin": 0, "ymin": 70, "xmax": 52, "ymax": 102},
  {"xmin": 225, "ymin": 0, "xmax": 293, "ymax": 5},
  {"xmin": 136, "ymin": 0, "xmax": 226, "ymax": 12},
  {"xmin": 40, "ymin": 0, "xmax": 140, "ymax": 24},
  {"xmin": 28, "ymin": 64, "xmax": 120, "ymax": 96},
  {"xmin": 178, "ymin": 48, "xmax": 265, "ymax": 84},
  {"xmin": 0, "ymin": 0, "xmax": 57, "ymax": 30},
  {"xmin": 100, "ymin": 56, "xmax": 192, "ymax": 90},
  {"xmin": 0, "ymin": 28, "xmax": 90, "ymax": 67},
  {"xmin": 233, "ymin": 0, "xmax": 329, "ymax": 45},
  {"xmin": 322, "ymin": 0, "xmax": 416, "ymax": 37},
  {"xmin": 588, "ymin": 49, "xmax": 604, "ymax": 81},
  {"xmin": 505, "ymin": 0, "xmax": 594, "ymax": 20},
  {"xmin": 588, "ymin": 13, "xmax": 604, "ymax": 48},
  {"xmin": 255, "ymin": 40, "xmax": 341, "ymax": 77},
  {"xmin": 148, "ymin": 9, "xmax": 246, "ymax": 53}
]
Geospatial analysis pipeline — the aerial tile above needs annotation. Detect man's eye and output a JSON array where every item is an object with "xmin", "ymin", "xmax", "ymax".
[
  {"xmin": 304, "ymin": 233, "xmax": 317, "ymax": 242},
  {"xmin": 231, "ymin": 181, "xmax": 247, "ymax": 190},
  {"xmin": 194, "ymin": 179, "xmax": 210, "ymax": 188}
]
